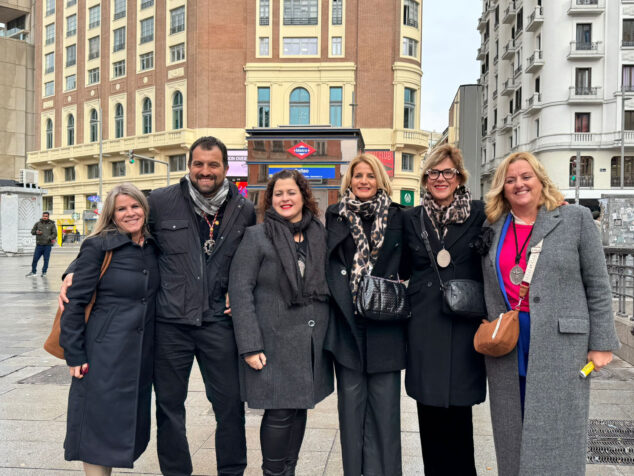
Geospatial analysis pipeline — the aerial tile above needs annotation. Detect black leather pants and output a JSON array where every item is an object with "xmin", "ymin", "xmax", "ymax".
[{"xmin": 260, "ymin": 408, "xmax": 307, "ymax": 476}]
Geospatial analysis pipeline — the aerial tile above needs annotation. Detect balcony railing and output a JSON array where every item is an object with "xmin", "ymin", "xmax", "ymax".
[
  {"xmin": 514, "ymin": 65, "xmax": 523, "ymax": 77},
  {"xmin": 140, "ymin": 35, "xmax": 153, "ymax": 44},
  {"xmin": 140, "ymin": 0, "xmax": 154, "ymax": 9},
  {"xmin": 568, "ymin": 86, "xmax": 601, "ymax": 101},
  {"xmin": 526, "ymin": 5, "xmax": 543, "ymax": 31},
  {"xmin": 568, "ymin": 41, "xmax": 603, "ymax": 59},
  {"xmin": 114, "ymin": 10, "xmax": 126, "ymax": 20},
  {"xmin": 569, "ymin": 175, "xmax": 594, "ymax": 187},
  {"xmin": 525, "ymin": 93, "xmax": 542, "ymax": 114},
  {"xmin": 283, "ymin": 17, "xmax": 318, "ymax": 25},
  {"xmin": 526, "ymin": 49, "xmax": 544, "ymax": 73},
  {"xmin": 502, "ymin": 39, "xmax": 516, "ymax": 59},
  {"xmin": 405, "ymin": 17, "xmax": 418, "ymax": 28},
  {"xmin": 501, "ymin": 79, "xmax": 516, "ymax": 96},
  {"xmin": 503, "ymin": 1, "xmax": 517, "ymax": 24},
  {"xmin": 568, "ymin": 0, "xmax": 604, "ymax": 14}
]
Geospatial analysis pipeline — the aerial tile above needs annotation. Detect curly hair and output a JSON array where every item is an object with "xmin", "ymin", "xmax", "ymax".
[{"xmin": 261, "ymin": 169, "xmax": 320, "ymax": 217}]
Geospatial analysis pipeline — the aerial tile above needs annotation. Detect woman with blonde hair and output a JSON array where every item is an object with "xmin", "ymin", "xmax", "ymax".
[
  {"xmin": 325, "ymin": 153, "xmax": 405, "ymax": 475},
  {"xmin": 60, "ymin": 183, "xmax": 159, "ymax": 475},
  {"xmin": 481, "ymin": 151, "xmax": 619, "ymax": 475}
]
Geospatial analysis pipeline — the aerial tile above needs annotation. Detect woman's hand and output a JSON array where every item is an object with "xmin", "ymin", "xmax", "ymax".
[
  {"xmin": 58, "ymin": 273, "xmax": 74, "ymax": 311},
  {"xmin": 69, "ymin": 363, "xmax": 89, "ymax": 379},
  {"xmin": 244, "ymin": 352, "xmax": 266, "ymax": 370},
  {"xmin": 588, "ymin": 350, "xmax": 613, "ymax": 370}
]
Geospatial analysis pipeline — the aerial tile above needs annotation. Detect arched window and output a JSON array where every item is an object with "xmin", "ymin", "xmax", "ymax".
[
  {"xmin": 611, "ymin": 156, "xmax": 634, "ymax": 187},
  {"xmin": 172, "ymin": 91, "xmax": 183, "ymax": 129},
  {"xmin": 67, "ymin": 114, "xmax": 74, "ymax": 146},
  {"xmin": 90, "ymin": 109, "xmax": 99, "ymax": 142},
  {"xmin": 289, "ymin": 87, "xmax": 310, "ymax": 125},
  {"xmin": 46, "ymin": 119, "xmax": 53, "ymax": 149},
  {"xmin": 569, "ymin": 156, "xmax": 593, "ymax": 187},
  {"xmin": 142, "ymin": 98, "xmax": 152, "ymax": 134},
  {"xmin": 115, "ymin": 103, "xmax": 124, "ymax": 138}
]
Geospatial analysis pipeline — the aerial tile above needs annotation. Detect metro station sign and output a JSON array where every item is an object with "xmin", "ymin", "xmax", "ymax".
[{"xmin": 287, "ymin": 142, "xmax": 316, "ymax": 160}]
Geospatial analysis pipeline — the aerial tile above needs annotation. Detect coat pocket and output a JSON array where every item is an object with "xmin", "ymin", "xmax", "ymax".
[
  {"xmin": 157, "ymin": 220, "xmax": 189, "ymax": 254},
  {"xmin": 95, "ymin": 307, "xmax": 118, "ymax": 342},
  {"xmin": 558, "ymin": 318, "xmax": 589, "ymax": 334}
]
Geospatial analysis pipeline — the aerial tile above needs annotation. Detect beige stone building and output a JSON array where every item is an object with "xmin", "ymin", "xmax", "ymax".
[{"xmin": 28, "ymin": 0, "xmax": 430, "ymax": 233}]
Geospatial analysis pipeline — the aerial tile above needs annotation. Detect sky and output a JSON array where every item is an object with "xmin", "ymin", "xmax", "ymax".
[{"xmin": 420, "ymin": 0, "xmax": 482, "ymax": 134}]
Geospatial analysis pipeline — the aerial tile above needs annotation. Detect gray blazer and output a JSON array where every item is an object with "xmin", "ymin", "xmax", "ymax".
[
  {"xmin": 228, "ymin": 224, "xmax": 334, "ymax": 409},
  {"xmin": 482, "ymin": 205, "xmax": 620, "ymax": 476}
]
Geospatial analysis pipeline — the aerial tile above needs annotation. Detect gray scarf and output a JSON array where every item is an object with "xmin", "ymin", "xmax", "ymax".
[{"xmin": 185, "ymin": 175, "xmax": 231, "ymax": 216}]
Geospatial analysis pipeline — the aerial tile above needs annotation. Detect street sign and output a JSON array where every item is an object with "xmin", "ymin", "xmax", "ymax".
[
  {"xmin": 71, "ymin": 212, "xmax": 80, "ymax": 220},
  {"xmin": 287, "ymin": 142, "xmax": 316, "ymax": 160},
  {"xmin": 268, "ymin": 165, "xmax": 335, "ymax": 180},
  {"xmin": 87, "ymin": 195, "xmax": 100, "ymax": 202},
  {"xmin": 400, "ymin": 190, "xmax": 415, "ymax": 206}
]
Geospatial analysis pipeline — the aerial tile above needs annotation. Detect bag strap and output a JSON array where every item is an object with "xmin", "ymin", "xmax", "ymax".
[
  {"xmin": 419, "ymin": 211, "xmax": 445, "ymax": 291},
  {"xmin": 84, "ymin": 250, "xmax": 113, "ymax": 323},
  {"xmin": 515, "ymin": 239, "xmax": 543, "ymax": 310}
]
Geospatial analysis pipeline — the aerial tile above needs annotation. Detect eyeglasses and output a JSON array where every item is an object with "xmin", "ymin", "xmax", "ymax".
[{"xmin": 426, "ymin": 168, "xmax": 460, "ymax": 180}]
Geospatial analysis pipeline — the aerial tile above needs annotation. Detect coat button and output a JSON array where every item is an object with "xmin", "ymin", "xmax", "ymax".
[
  {"xmin": 172, "ymin": 225, "xmax": 176, "ymax": 229},
  {"xmin": 389, "ymin": 274, "xmax": 394, "ymax": 279},
  {"xmin": 533, "ymin": 296, "xmax": 540, "ymax": 303},
  {"xmin": 427, "ymin": 281, "xmax": 432, "ymax": 287},
  {"xmin": 341, "ymin": 269, "xmax": 347, "ymax": 276},
  {"xmin": 141, "ymin": 298, "xmax": 147, "ymax": 304},
  {"xmin": 143, "ymin": 269, "xmax": 148, "ymax": 275},
  {"xmin": 308, "ymin": 320, "xmax": 315, "ymax": 327}
]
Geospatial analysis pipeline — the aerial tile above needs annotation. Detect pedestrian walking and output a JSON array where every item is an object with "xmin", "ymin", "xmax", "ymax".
[
  {"xmin": 481, "ymin": 151, "xmax": 620, "ymax": 475},
  {"xmin": 60, "ymin": 183, "xmax": 159, "ymax": 475},
  {"xmin": 325, "ymin": 153, "xmax": 405, "ymax": 476},
  {"xmin": 401, "ymin": 145, "xmax": 486, "ymax": 476},
  {"xmin": 229, "ymin": 170, "xmax": 333, "ymax": 476},
  {"xmin": 27, "ymin": 211, "xmax": 57, "ymax": 277}
]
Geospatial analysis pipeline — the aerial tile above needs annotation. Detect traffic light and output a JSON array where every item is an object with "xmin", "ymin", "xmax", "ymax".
[
  {"xmin": 570, "ymin": 158, "xmax": 576, "ymax": 183},
  {"xmin": 128, "ymin": 150, "xmax": 135, "ymax": 164}
]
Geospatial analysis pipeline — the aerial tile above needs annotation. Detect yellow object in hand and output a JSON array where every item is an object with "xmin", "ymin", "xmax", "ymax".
[{"xmin": 579, "ymin": 361, "xmax": 595, "ymax": 378}]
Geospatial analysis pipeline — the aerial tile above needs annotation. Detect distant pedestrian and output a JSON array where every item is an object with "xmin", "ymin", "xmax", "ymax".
[{"xmin": 27, "ymin": 212, "xmax": 57, "ymax": 277}]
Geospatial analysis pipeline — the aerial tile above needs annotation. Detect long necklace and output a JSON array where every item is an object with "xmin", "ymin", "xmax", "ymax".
[
  {"xmin": 202, "ymin": 210, "xmax": 220, "ymax": 256},
  {"xmin": 509, "ymin": 216, "xmax": 533, "ymax": 285},
  {"xmin": 432, "ymin": 220, "xmax": 451, "ymax": 268}
]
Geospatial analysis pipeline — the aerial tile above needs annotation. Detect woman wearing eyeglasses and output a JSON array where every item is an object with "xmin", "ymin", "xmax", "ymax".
[{"xmin": 401, "ymin": 145, "xmax": 486, "ymax": 475}]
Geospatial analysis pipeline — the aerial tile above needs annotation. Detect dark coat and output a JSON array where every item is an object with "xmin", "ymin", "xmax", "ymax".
[
  {"xmin": 31, "ymin": 218, "xmax": 57, "ymax": 245},
  {"xmin": 60, "ymin": 232, "xmax": 159, "ymax": 468},
  {"xmin": 229, "ymin": 224, "xmax": 334, "ymax": 409},
  {"xmin": 148, "ymin": 178, "xmax": 256, "ymax": 325},
  {"xmin": 324, "ymin": 202, "xmax": 406, "ymax": 374},
  {"xmin": 401, "ymin": 202, "xmax": 487, "ymax": 407}
]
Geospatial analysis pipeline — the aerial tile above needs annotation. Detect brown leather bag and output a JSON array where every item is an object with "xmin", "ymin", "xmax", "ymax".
[{"xmin": 43, "ymin": 250, "xmax": 113, "ymax": 359}]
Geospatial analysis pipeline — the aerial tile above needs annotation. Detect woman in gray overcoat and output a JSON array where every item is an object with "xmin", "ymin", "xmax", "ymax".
[
  {"xmin": 229, "ymin": 170, "xmax": 333, "ymax": 476},
  {"xmin": 481, "ymin": 151, "xmax": 620, "ymax": 476}
]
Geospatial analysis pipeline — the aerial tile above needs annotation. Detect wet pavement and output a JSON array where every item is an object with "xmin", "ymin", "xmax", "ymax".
[{"xmin": 0, "ymin": 245, "xmax": 633, "ymax": 475}]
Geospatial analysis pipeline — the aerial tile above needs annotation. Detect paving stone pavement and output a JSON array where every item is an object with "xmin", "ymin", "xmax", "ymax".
[{"xmin": 0, "ymin": 246, "xmax": 633, "ymax": 475}]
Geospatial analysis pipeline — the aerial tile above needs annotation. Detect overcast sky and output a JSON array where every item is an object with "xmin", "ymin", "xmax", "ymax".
[{"xmin": 420, "ymin": 0, "xmax": 482, "ymax": 134}]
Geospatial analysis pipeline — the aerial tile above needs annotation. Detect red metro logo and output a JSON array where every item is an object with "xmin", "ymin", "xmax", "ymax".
[{"xmin": 287, "ymin": 142, "xmax": 316, "ymax": 160}]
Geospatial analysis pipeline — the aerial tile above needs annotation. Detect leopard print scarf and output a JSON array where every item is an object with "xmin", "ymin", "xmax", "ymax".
[
  {"xmin": 339, "ymin": 188, "xmax": 391, "ymax": 299},
  {"xmin": 422, "ymin": 185, "xmax": 472, "ymax": 240}
]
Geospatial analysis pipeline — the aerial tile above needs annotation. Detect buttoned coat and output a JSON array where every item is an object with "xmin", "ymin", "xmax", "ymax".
[
  {"xmin": 401, "ymin": 202, "xmax": 486, "ymax": 407},
  {"xmin": 482, "ymin": 205, "xmax": 620, "ymax": 476},
  {"xmin": 324, "ymin": 203, "xmax": 406, "ymax": 373},
  {"xmin": 228, "ymin": 224, "xmax": 333, "ymax": 409}
]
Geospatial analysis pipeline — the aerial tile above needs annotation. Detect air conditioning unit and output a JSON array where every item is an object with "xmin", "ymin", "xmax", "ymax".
[{"xmin": 19, "ymin": 169, "xmax": 39, "ymax": 187}]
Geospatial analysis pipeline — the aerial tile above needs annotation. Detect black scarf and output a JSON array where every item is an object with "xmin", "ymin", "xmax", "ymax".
[{"xmin": 264, "ymin": 208, "xmax": 329, "ymax": 307}]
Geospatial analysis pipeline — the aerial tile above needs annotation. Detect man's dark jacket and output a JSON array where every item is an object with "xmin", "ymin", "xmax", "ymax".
[
  {"xmin": 148, "ymin": 177, "xmax": 256, "ymax": 326},
  {"xmin": 32, "ymin": 218, "xmax": 57, "ymax": 245}
]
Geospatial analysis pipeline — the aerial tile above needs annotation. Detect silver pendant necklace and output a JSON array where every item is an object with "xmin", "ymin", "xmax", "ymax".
[
  {"xmin": 202, "ymin": 210, "xmax": 220, "ymax": 256},
  {"xmin": 509, "ymin": 216, "xmax": 533, "ymax": 285}
]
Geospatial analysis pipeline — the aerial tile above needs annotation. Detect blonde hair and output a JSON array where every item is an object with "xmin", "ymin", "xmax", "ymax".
[
  {"xmin": 90, "ymin": 183, "xmax": 150, "ymax": 238},
  {"xmin": 484, "ymin": 151, "xmax": 564, "ymax": 223},
  {"xmin": 340, "ymin": 153, "xmax": 392, "ymax": 196},
  {"xmin": 420, "ymin": 144, "xmax": 469, "ymax": 190}
]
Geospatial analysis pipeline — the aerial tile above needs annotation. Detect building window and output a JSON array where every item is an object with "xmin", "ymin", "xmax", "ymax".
[
  {"xmin": 90, "ymin": 109, "xmax": 99, "ymax": 142},
  {"xmin": 141, "ymin": 0, "xmax": 154, "ymax": 9},
  {"xmin": 623, "ymin": 65, "xmax": 634, "ymax": 92},
  {"xmin": 535, "ymin": 118, "xmax": 540, "ymax": 138},
  {"xmin": 625, "ymin": 111, "xmax": 634, "ymax": 130},
  {"xmin": 576, "ymin": 23, "xmax": 592, "ymax": 49},
  {"xmin": 66, "ymin": 44, "xmax": 76, "ymax": 66},
  {"xmin": 574, "ymin": 112, "xmax": 590, "ymax": 133},
  {"xmin": 114, "ymin": 0, "xmax": 126, "ymax": 20},
  {"xmin": 402, "ymin": 153, "xmax": 414, "ymax": 172},
  {"xmin": 258, "ymin": 87, "xmax": 270, "ymax": 127},
  {"xmin": 46, "ymin": 0, "xmax": 55, "ymax": 16},
  {"xmin": 575, "ymin": 67, "xmax": 591, "ymax": 94},
  {"xmin": 112, "ymin": 160, "xmax": 126, "ymax": 177},
  {"xmin": 63, "ymin": 195, "xmax": 75, "ymax": 211},
  {"xmin": 284, "ymin": 0, "xmax": 318, "ymax": 25},
  {"xmin": 43, "ymin": 196, "xmax": 53, "ymax": 212},
  {"xmin": 170, "ymin": 43, "xmax": 185, "ymax": 62},
  {"xmin": 404, "ymin": 87, "xmax": 416, "ymax": 129},
  {"xmin": 88, "ymin": 5, "xmax": 101, "ymax": 29},
  {"xmin": 624, "ymin": 20, "xmax": 634, "ymax": 47},
  {"xmin": 172, "ymin": 91, "xmax": 183, "ymax": 129},
  {"xmin": 44, "ymin": 81, "xmax": 54, "ymax": 97},
  {"xmin": 403, "ymin": 0, "xmax": 418, "ymax": 28},
  {"xmin": 113, "ymin": 27, "xmax": 125, "ymax": 52},
  {"xmin": 569, "ymin": 156, "xmax": 593, "ymax": 187},
  {"xmin": 113, "ymin": 60, "xmax": 126, "ymax": 78},
  {"xmin": 140, "ymin": 159, "xmax": 155, "ymax": 174},
  {"xmin": 45, "ymin": 52, "xmax": 54, "ymax": 74},
  {"xmin": 289, "ymin": 87, "xmax": 310, "ymax": 125},
  {"xmin": 611, "ymin": 156, "xmax": 634, "ymax": 187},
  {"xmin": 283, "ymin": 37, "xmax": 318, "ymax": 55},
  {"xmin": 87, "ymin": 164, "xmax": 100, "ymax": 179},
  {"xmin": 67, "ymin": 114, "xmax": 74, "ymax": 145},
  {"xmin": 88, "ymin": 67, "xmax": 100, "ymax": 84},
  {"xmin": 88, "ymin": 36, "xmax": 100, "ymax": 60},
  {"xmin": 329, "ymin": 87, "xmax": 342, "ymax": 127},
  {"xmin": 169, "ymin": 154, "xmax": 186, "ymax": 172},
  {"xmin": 332, "ymin": 0, "xmax": 342, "ymax": 25},
  {"xmin": 67, "ymin": 0, "xmax": 76, "ymax": 6},
  {"xmin": 140, "ymin": 17, "xmax": 154, "ymax": 44},
  {"xmin": 170, "ymin": 6, "xmax": 185, "ymax": 34},
  {"xmin": 516, "ymin": 7, "xmax": 523, "ymax": 32},
  {"xmin": 65, "ymin": 74, "xmax": 76, "ymax": 91},
  {"xmin": 331, "ymin": 36, "xmax": 342, "ymax": 55},
  {"xmin": 66, "ymin": 14, "xmax": 77, "ymax": 37},
  {"xmin": 259, "ymin": 37, "xmax": 270, "ymax": 56},
  {"xmin": 44, "ymin": 169, "xmax": 54, "ymax": 183},
  {"xmin": 260, "ymin": 0, "xmax": 270, "ymax": 25},
  {"xmin": 45, "ymin": 23, "xmax": 55, "ymax": 45},
  {"xmin": 514, "ymin": 87, "xmax": 522, "ymax": 113},
  {"xmin": 114, "ymin": 103, "xmax": 124, "ymax": 138},
  {"xmin": 64, "ymin": 166, "xmax": 75, "ymax": 181},
  {"xmin": 142, "ymin": 98, "xmax": 152, "ymax": 134},
  {"xmin": 402, "ymin": 37, "xmax": 418, "ymax": 57},
  {"xmin": 45, "ymin": 119, "xmax": 53, "ymax": 148},
  {"xmin": 140, "ymin": 52, "xmax": 154, "ymax": 70}
]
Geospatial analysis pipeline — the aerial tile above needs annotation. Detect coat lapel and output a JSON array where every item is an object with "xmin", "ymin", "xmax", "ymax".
[
  {"xmin": 444, "ymin": 210, "xmax": 479, "ymax": 251},
  {"xmin": 487, "ymin": 215, "xmax": 506, "ymax": 267},
  {"xmin": 526, "ymin": 206, "xmax": 561, "ymax": 259}
]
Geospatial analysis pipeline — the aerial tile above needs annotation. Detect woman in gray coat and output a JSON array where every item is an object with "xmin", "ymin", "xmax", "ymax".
[
  {"xmin": 229, "ymin": 169, "xmax": 333, "ymax": 476},
  {"xmin": 482, "ymin": 151, "xmax": 620, "ymax": 475}
]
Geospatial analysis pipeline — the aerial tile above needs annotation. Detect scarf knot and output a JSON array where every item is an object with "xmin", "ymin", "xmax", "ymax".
[{"xmin": 185, "ymin": 175, "xmax": 231, "ymax": 217}]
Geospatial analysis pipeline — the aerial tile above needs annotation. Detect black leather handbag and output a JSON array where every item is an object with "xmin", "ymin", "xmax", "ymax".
[{"xmin": 356, "ymin": 274, "xmax": 411, "ymax": 322}]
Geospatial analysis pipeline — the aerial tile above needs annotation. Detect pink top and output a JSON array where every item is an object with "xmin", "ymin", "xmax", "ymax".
[{"xmin": 499, "ymin": 222, "xmax": 532, "ymax": 312}]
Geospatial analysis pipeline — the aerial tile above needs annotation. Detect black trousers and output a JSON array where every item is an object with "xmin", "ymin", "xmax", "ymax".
[
  {"xmin": 154, "ymin": 320, "xmax": 247, "ymax": 476},
  {"xmin": 417, "ymin": 403, "xmax": 477, "ymax": 476},
  {"xmin": 335, "ymin": 362, "xmax": 402, "ymax": 476},
  {"xmin": 260, "ymin": 409, "xmax": 307, "ymax": 475}
]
